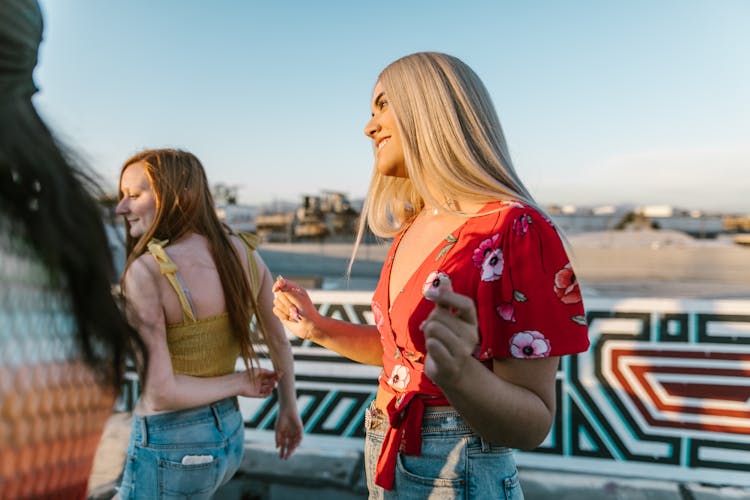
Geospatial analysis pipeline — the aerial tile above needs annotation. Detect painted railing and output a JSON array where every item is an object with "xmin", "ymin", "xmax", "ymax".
[{"xmin": 116, "ymin": 291, "xmax": 750, "ymax": 487}]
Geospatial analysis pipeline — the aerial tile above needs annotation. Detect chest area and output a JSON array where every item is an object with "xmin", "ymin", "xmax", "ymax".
[{"xmin": 387, "ymin": 215, "xmax": 464, "ymax": 303}]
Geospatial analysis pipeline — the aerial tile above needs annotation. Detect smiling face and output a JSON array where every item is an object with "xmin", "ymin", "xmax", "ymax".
[
  {"xmin": 364, "ymin": 81, "xmax": 407, "ymax": 178},
  {"xmin": 116, "ymin": 161, "xmax": 157, "ymax": 238}
]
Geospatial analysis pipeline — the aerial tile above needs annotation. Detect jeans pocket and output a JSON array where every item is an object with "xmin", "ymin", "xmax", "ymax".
[
  {"xmin": 394, "ymin": 452, "xmax": 465, "ymax": 498},
  {"xmin": 158, "ymin": 456, "xmax": 220, "ymax": 499},
  {"xmin": 503, "ymin": 470, "xmax": 523, "ymax": 500}
]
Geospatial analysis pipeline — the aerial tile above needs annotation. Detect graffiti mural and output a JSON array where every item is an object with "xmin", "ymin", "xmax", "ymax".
[
  {"xmin": 544, "ymin": 298, "xmax": 750, "ymax": 486},
  {"xmin": 237, "ymin": 292, "xmax": 380, "ymax": 449}
]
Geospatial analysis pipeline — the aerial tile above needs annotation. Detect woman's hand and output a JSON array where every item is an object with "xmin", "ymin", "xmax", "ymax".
[
  {"xmin": 272, "ymin": 276, "xmax": 319, "ymax": 341},
  {"xmin": 421, "ymin": 279, "xmax": 480, "ymax": 388},
  {"xmin": 238, "ymin": 368, "xmax": 281, "ymax": 398},
  {"xmin": 274, "ymin": 404, "xmax": 303, "ymax": 460}
]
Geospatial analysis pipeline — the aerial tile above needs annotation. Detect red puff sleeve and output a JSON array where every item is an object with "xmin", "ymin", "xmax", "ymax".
[{"xmin": 474, "ymin": 205, "xmax": 589, "ymax": 360}]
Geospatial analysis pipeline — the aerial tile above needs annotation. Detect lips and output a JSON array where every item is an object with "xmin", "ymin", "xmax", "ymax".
[{"xmin": 376, "ymin": 137, "xmax": 390, "ymax": 152}]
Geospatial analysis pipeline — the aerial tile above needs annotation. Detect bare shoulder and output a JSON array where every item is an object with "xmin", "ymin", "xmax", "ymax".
[
  {"xmin": 228, "ymin": 234, "xmax": 246, "ymax": 255},
  {"xmin": 123, "ymin": 253, "xmax": 160, "ymax": 288},
  {"xmin": 234, "ymin": 234, "xmax": 271, "ymax": 269}
]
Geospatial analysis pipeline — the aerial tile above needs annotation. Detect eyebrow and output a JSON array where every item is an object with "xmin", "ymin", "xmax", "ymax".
[{"xmin": 373, "ymin": 91, "xmax": 386, "ymax": 107}]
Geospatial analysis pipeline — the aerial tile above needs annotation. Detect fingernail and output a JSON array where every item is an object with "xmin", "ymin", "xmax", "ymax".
[
  {"xmin": 422, "ymin": 272, "xmax": 450, "ymax": 302},
  {"xmin": 424, "ymin": 287, "xmax": 440, "ymax": 301}
]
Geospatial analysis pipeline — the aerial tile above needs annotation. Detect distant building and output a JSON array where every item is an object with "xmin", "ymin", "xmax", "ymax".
[
  {"xmin": 546, "ymin": 204, "xmax": 726, "ymax": 238},
  {"xmin": 254, "ymin": 191, "xmax": 359, "ymax": 242},
  {"xmin": 637, "ymin": 206, "xmax": 724, "ymax": 238},
  {"xmin": 216, "ymin": 204, "xmax": 257, "ymax": 233},
  {"xmin": 547, "ymin": 205, "xmax": 631, "ymax": 234},
  {"xmin": 640, "ymin": 205, "xmax": 675, "ymax": 218},
  {"xmin": 724, "ymin": 214, "xmax": 750, "ymax": 233}
]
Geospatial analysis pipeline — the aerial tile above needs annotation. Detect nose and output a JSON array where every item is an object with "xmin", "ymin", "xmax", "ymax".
[
  {"xmin": 115, "ymin": 197, "xmax": 128, "ymax": 215},
  {"xmin": 364, "ymin": 115, "xmax": 379, "ymax": 138}
]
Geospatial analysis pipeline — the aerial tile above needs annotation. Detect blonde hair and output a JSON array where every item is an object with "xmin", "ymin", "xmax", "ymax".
[
  {"xmin": 351, "ymin": 52, "xmax": 549, "ymax": 269},
  {"xmin": 119, "ymin": 148, "xmax": 278, "ymax": 378}
]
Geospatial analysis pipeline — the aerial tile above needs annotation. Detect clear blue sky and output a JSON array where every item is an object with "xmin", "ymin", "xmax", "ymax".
[{"xmin": 34, "ymin": 0, "xmax": 749, "ymax": 213}]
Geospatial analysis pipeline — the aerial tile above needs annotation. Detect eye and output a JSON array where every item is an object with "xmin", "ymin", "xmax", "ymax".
[
  {"xmin": 378, "ymin": 99, "xmax": 389, "ymax": 110},
  {"xmin": 128, "ymin": 193, "xmax": 140, "ymax": 199}
]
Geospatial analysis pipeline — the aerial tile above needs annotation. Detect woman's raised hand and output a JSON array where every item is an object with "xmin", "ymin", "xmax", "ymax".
[
  {"xmin": 272, "ymin": 276, "xmax": 318, "ymax": 341},
  {"xmin": 420, "ymin": 279, "xmax": 480, "ymax": 388},
  {"xmin": 238, "ymin": 368, "xmax": 281, "ymax": 398}
]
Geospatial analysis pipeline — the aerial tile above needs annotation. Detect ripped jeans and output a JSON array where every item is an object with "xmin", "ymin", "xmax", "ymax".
[
  {"xmin": 364, "ymin": 401, "xmax": 524, "ymax": 500},
  {"xmin": 118, "ymin": 397, "xmax": 244, "ymax": 499}
]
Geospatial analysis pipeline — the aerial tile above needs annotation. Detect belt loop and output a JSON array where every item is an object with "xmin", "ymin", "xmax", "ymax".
[
  {"xmin": 364, "ymin": 404, "xmax": 372, "ymax": 430},
  {"xmin": 211, "ymin": 403, "xmax": 223, "ymax": 432},
  {"xmin": 140, "ymin": 417, "xmax": 149, "ymax": 446},
  {"xmin": 480, "ymin": 436, "xmax": 490, "ymax": 452}
]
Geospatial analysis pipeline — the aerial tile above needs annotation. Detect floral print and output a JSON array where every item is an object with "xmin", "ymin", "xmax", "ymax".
[
  {"xmin": 472, "ymin": 234, "xmax": 499, "ymax": 268},
  {"xmin": 422, "ymin": 271, "xmax": 451, "ymax": 301},
  {"xmin": 402, "ymin": 350, "xmax": 424, "ymax": 363},
  {"xmin": 372, "ymin": 199, "xmax": 587, "ymax": 402},
  {"xmin": 554, "ymin": 263, "xmax": 582, "ymax": 304},
  {"xmin": 510, "ymin": 331, "xmax": 551, "ymax": 359},
  {"xmin": 435, "ymin": 234, "xmax": 457, "ymax": 260},
  {"xmin": 472, "ymin": 234, "xmax": 504, "ymax": 282},
  {"xmin": 512, "ymin": 213, "xmax": 531, "ymax": 236},
  {"xmin": 497, "ymin": 302, "xmax": 516, "ymax": 322},
  {"xmin": 368, "ymin": 199, "xmax": 589, "ymax": 492},
  {"xmin": 387, "ymin": 364, "xmax": 410, "ymax": 392},
  {"xmin": 480, "ymin": 248, "xmax": 504, "ymax": 282},
  {"xmin": 371, "ymin": 300, "xmax": 385, "ymax": 330}
]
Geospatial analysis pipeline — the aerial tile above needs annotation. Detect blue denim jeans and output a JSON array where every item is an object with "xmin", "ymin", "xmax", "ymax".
[
  {"xmin": 118, "ymin": 397, "xmax": 245, "ymax": 499},
  {"xmin": 364, "ymin": 401, "xmax": 523, "ymax": 500}
]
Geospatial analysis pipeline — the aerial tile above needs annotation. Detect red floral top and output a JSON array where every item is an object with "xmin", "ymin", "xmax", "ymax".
[{"xmin": 371, "ymin": 201, "xmax": 590, "ymax": 489}]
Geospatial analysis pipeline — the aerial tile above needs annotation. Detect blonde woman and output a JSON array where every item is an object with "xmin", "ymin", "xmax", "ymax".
[
  {"xmin": 115, "ymin": 149, "xmax": 301, "ymax": 499},
  {"xmin": 274, "ymin": 52, "xmax": 589, "ymax": 499}
]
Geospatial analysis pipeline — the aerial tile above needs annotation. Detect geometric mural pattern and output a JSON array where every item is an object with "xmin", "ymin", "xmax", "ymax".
[{"xmin": 559, "ymin": 302, "xmax": 750, "ymax": 485}]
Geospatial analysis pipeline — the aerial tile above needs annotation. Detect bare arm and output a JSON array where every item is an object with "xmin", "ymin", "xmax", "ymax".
[
  {"xmin": 272, "ymin": 277, "xmax": 383, "ymax": 366},
  {"xmin": 123, "ymin": 257, "xmax": 277, "ymax": 414},
  {"xmin": 254, "ymin": 254, "xmax": 303, "ymax": 458},
  {"xmin": 421, "ymin": 279, "xmax": 557, "ymax": 448}
]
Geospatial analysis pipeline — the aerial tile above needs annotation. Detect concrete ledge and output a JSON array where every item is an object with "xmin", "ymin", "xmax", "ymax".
[
  {"xmin": 215, "ymin": 443, "xmax": 367, "ymax": 500},
  {"xmin": 683, "ymin": 482, "xmax": 750, "ymax": 500},
  {"xmin": 89, "ymin": 441, "xmax": 750, "ymax": 500},
  {"xmin": 214, "ymin": 443, "xmax": 750, "ymax": 500},
  {"xmin": 518, "ymin": 468, "xmax": 683, "ymax": 499},
  {"xmin": 236, "ymin": 442, "xmax": 367, "ymax": 492}
]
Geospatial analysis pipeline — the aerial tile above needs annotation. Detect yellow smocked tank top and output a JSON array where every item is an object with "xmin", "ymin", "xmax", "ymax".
[{"xmin": 146, "ymin": 234, "xmax": 262, "ymax": 377}]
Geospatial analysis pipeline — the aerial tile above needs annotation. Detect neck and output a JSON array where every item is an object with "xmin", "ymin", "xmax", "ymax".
[{"xmin": 422, "ymin": 199, "xmax": 488, "ymax": 217}]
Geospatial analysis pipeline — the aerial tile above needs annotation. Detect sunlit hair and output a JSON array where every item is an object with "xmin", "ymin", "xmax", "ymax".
[
  {"xmin": 351, "ymin": 52, "xmax": 552, "ymax": 271},
  {"xmin": 119, "ymin": 148, "xmax": 276, "ymax": 377}
]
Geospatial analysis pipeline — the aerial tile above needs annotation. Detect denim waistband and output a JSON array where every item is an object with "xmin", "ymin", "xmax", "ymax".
[
  {"xmin": 364, "ymin": 400, "xmax": 473, "ymax": 434},
  {"xmin": 135, "ymin": 396, "xmax": 239, "ymax": 432}
]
